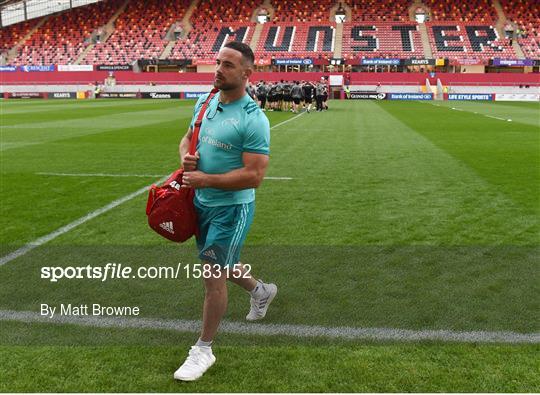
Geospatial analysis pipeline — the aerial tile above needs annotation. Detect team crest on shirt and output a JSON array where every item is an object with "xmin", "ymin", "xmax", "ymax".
[{"xmin": 222, "ymin": 118, "xmax": 239, "ymax": 127}]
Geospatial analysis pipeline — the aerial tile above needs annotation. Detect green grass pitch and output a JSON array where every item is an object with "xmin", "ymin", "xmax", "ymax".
[{"xmin": 0, "ymin": 98, "xmax": 539, "ymax": 392}]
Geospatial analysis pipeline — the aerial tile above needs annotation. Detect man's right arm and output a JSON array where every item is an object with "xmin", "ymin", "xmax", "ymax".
[{"xmin": 179, "ymin": 127, "xmax": 198, "ymax": 171}]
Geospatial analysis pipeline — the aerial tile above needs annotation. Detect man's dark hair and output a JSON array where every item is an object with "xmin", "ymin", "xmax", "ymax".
[{"xmin": 223, "ymin": 41, "xmax": 254, "ymax": 66}]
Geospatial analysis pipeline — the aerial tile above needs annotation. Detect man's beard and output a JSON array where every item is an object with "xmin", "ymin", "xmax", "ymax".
[{"xmin": 214, "ymin": 77, "xmax": 238, "ymax": 91}]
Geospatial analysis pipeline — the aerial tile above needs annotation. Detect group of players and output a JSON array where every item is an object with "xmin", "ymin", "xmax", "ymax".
[{"xmin": 249, "ymin": 80, "xmax": 329, "ymax": 113}]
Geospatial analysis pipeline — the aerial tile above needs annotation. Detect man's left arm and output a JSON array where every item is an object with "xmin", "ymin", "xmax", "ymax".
[{"xmin": 182, "ymin": 152, "xmax": 269, "ymax": 190}]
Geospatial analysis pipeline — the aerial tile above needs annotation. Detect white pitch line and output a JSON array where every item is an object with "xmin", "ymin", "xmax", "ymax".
[
  {"xmin": 423, "ymin": 102, "xmax": 517, "ymax": 123},
  {"xmin": 37, "ymin": 172, "xmax": 293, "ymax": 180},
  {"xmin": 37, "ymin": 172, "xmax": 165, "ymax": 178},
  {"xmin": 1, "ymin": 112, "xmax": 305, "ymax": 267},
  {"xmin": 0, "ymin": 309, "xmax": 538, "ymax": 344},
  {"xmin": 35, "ymin": 112, "xmax": 306, "ymax": 181},
  {"xmin": 0, "ymin": 176, "xmax": 169, "ymax": 267},
  {"xmin": 485, "ymin": 115, "xmax": 508, "ymax": 121},
  {"xmin": 270, "ymin": 111, "xmax": 306, "ymax": 130}
]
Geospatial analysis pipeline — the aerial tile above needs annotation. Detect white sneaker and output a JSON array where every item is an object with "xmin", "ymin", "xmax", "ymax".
[
  {"xmin": 246, "ymin": 282, "xmax": 278, "ymax": 321},
  {"xmin": 173, "ymin": 346, "xmax": 216, "ymax": 381}
]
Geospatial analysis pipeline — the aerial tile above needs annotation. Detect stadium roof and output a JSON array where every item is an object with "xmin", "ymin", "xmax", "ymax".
[{"xmin": 1, "ymin": 0, "xmax": 103, "ymax": 27}]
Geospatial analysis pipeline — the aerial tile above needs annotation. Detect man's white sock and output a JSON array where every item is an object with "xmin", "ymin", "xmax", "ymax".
[
  {"xmin": 249, "ymin": 280, "xmax": 265, "ymax": 299},
  {"xmin": 195, "ymin": 338, "xmax": 213, "ymax": 348}
]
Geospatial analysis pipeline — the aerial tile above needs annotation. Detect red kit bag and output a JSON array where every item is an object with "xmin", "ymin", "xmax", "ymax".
[{"xmin": 145, "ymin": 89, "xmax": 218, "ymax": 242}]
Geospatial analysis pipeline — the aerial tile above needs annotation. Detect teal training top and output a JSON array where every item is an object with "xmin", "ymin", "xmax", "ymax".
[{"xmin": 189, "ymin": 92, "xmax": 270, "ymax": 207}]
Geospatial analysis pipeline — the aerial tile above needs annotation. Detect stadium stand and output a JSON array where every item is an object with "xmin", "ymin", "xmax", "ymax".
[
  {"xmin": 10, "ymin": 0, "xmax": 123, "ymax": 65},
  {"xmin": 0, "ymin": 0, "xmax": 538, "ymax": 69},
  {"xmin": 171, "ymin": 22, "xmax": 256, "ymax": 60},
  {"xmin": 348, "ymin": 0, "xmax": 410, "ymax": 22},
  {"xmin": 270, "ymin": 0, "xmax": 335, "ymax": 23},
  {"xmin": 192, "ymin": 0, "xmax": 259, "ymax": 23},
  {"xmin": 0, "ymin": 20, "xmax": 36, "ymax": 54},
  {"xmin": 423, "ymin": 0, "xmax": 498, "ymax": 22},
  {"xmin": 425, "ymin": 22, "xmax": 516, "ymax": 62},
  {"xmin": 500, "ymin": 0, "xmax": 540, "ymax": 58},
  {"xmin": 341, "ymin": 22, "xmax": 425, "ymax": 58},
  {"xmin": 84, "ymin": 0, "xmax": 190, "ymax": 65},
  {"xmin": 253, "ymin": 22, "xmax": 337, "ymax": 58},
  {"xmin": 169, "ymin": 0, "xmax": 258, "ymax": 60}
]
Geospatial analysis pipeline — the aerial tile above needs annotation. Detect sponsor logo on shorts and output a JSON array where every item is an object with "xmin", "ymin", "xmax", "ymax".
[{"xmin": 202, "ymin": 249, "xmax": 217, "ymax": 260}]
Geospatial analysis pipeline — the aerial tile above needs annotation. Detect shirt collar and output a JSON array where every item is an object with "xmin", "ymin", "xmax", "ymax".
[{"xmin": 217, "ymin": 92, "xmax": 250, "ymax": 107}]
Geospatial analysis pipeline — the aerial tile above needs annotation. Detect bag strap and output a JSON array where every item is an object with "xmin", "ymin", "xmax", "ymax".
[{"xmin": 189, "ymin": 88, "xmax": 219, "ymax": 155}]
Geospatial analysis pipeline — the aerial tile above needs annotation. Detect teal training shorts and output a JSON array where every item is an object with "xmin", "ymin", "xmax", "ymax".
[{"xmin": 194, "ymin": 197, "xmax": 255, "ymax": 267}]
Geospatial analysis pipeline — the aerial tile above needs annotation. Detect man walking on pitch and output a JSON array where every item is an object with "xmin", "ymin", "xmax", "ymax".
[{"xmin": 174, "ymin": 41, "xmax": 277, "ymax": 381}]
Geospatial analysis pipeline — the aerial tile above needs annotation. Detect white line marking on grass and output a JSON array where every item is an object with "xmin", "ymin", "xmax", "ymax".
[
  {"xmin": 485, "ymin": 115, "xmax": 508, "ymax": 121},
  {"xmin": 423, "ymin": 102, "xmax": 516, "ymax": 123},
  {"xmin": 37, "ymin": 172, "xmax": 165, "ymax": 178},
  {"xmin": 0, "ymin": 176, "xmax": 169, "ymax": 267},
  {"xmin": 0, "ymin": 309, "xmax": 538, "ymax": 344},
  {"xmin": 37, "ymin": 172, "xmax": 293, "ymax": 180},
  {"xmin": 270, "ymin": 111, "xmax": 305, "ymax": 130}
]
